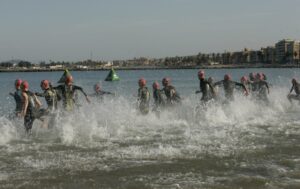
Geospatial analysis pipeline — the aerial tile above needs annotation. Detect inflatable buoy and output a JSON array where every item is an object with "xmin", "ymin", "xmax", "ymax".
[{"xmin": 105, "ymin": 68, "xmax": 120, "ymax": 81}]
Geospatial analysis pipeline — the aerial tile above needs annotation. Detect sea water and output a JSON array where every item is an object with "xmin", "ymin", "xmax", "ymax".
[{"xmin": 0, "ymin": 68, "xmax": 300, "ymax": 189}]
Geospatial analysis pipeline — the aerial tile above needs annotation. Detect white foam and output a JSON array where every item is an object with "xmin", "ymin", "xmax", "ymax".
[
  {"xmin": 0, "ymin": 117, "xmax": 19, "ymax": 145},
  {"xmin": 1, "ymin": 86, "xmax": 300, "ymax": 160}
]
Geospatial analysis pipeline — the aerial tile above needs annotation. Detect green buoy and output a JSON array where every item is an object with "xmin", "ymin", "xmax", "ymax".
[
  {"xmin": 105, "ymin": 68, "xmax": 120, "ymax": 81},
  {"xmin": 57, "ymin": 69, "xmax": 72, "ymax": 83}
]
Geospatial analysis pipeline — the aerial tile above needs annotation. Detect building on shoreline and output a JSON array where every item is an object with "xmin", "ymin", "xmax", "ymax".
[
  {"xmin": 1, "ymin": 39, "xmax": 300, "ymax": 70},
  {"xmin": 276, "ymin": 39, "xmax": 293, "ymax": 63},
  {"xmin": 261, "ymin": 46, "xmax": 276, "ymax": 64},
  {"xmin": 287, "ymin": 40, "xmax": 300, "ymax": 63},
  {"xmin": 275, "ymin": 39, "xmax": 300, "ymax": 64}
]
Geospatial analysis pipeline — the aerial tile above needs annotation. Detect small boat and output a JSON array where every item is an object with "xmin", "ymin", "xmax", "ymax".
[
  {"xmin": 57, "ymin": 69, "xmax": 72, "ymax": 83},
  {"xmin": 105, "ymin": 68, "xmax": 120, "ymax": 81}
]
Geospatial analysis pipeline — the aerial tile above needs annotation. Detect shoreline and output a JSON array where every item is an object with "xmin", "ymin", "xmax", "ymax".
[{"xmin": 0, "ymin": 64, "xmax": 300, "ymax": 72}]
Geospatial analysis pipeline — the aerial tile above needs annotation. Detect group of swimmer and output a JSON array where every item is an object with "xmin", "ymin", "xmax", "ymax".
[
  {"xmin": 137, "ymin": 70, "xmax": 300, "ymax": 114},
  {"xmin": 10, "ymin": 75, "xmax": 114, "ymax": 134},
  {"xmin": 9, "ymin": 70, "xmax": 300, "ymax": 135},
  {"xmin": 137, "ymin": 71, "xmax": 268, "ymax": 114}
]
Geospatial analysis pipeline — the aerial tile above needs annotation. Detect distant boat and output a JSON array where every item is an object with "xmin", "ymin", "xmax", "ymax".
[
  {"xmin": 105, "ymin": 68, "xmax": 120, "ymax": 81},
  {"xmin": 57, "ymin": 69, "xmax": 72, "ymax": 83}
]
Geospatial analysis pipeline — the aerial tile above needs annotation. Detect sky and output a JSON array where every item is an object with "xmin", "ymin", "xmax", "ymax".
[{"xmin": 0, "ymin": 0, "xmax": 300, "ymax": 63}]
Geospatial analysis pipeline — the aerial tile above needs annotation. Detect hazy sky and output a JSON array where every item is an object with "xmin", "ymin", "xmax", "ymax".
[{"xmin": 0, "ymin": 0, "xmax": 299, "ymax": 62}]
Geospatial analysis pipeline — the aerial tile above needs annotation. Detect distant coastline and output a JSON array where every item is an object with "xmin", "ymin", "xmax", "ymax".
[
  {"xmin": 2, "ymin": 39, "xmax": 300, "ymax": 73},
  {"xmin": 0, "ymin": 64, "xmax": 300, "ymax": 73}
]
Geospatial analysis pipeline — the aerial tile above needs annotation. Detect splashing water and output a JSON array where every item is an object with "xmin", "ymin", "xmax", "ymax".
[
  {"xmin": 0, "ymin": 89, "xmax": 300, "ymax": 188},
  {"xmin": 1, "ymin": 69, "xmax": 300, "ymax": 188}
]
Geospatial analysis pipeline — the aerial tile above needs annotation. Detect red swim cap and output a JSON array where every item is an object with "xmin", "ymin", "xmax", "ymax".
[
  {"xmin": 258, "ymin": 73, "xmax": 264, "ymax": 80},
  {"xmin": 138, "ymin": 78, "xmax": 146, "ymax": 87},
  {"xmin": 249, "ymin": 72, "xmax": 256, "ymax": 80},
  {"xmin": 152, "ymin": 81, "xmax": 160, "ymax": 89},
  {"xmin": 198, "ymin": 70, "xmax": 205, "ymax": 79},
  {"xmin": 65, "ymin": 75, "xmax": 73, "ymax": 85},
  {"xmin": 224, "ymin": 74, "xmax": 231, "ymax": 81},
  {"xmin": 241, "ymin": 76, "xmax": 248, "ymax": 82},
  {"xmin": 15, "ymin": 79, "xmax": 22, "ymax": 88},
  {"xmin": 94, "ymin": 84, "xmax": 101, "ymax": 91},
  {"xmin": 162, "ymin": 77, "xmax": 170, "ymax": 86},
  {"xmin": 40, "ymin": 80, "xmax": 49, "ymax": 89},
  {"xmin": 21, "ymin": 81, "xmax": 29, "ymax": 91}
]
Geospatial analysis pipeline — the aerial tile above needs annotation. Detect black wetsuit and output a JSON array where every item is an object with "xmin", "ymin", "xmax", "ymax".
[
  {"xmin": 198, "ymin": 79, "xmax": 215, "ymax": 102},
  {"xmin": 163, "ymin": 85, "xmax": 181, "ymax": 105},
  {"xmin": 11, "ymin": 89, "xmax": 23, "ymax": 115},
  {"xmin": 23, "ymin": 91, "xmax": 37, "ymax": 132},
  {"xmin": 255, "ymin": 80, "xmax": 269, "ymax": 102},
  {"xmin": 243, "ymin": 81, "xmax": 252, "ymax": 92},
  {"xmin": 153, "ymin": 89, "xmax": 165, "ymax": 111},
  {"xmin": 35, "ymin": 88, "xmax": 59, "ymax": 128},
  {"xmin": 251, "ymin": 81, "xmax": 259, "ymax": 92},
  {"xmin": 291, "ymin": 83, "xmax": 300, "ymax": 94},
  {"xmin": 54, "ymin": 85, "xmax": 88, "ymax": 111},
  {"xmin": 288, "ymin": 82, "xmax": 300, "ymax": 103},
  {"xmin": 138, "ymin": 86, "xmax": 150, "ymax": 114},
  {"xmin": 36, "ymin": 88, "xmax": 59, "ymax": 112},
  {"xmin": 214, "ymin": 80, "xmax": 247, "ymax": 100}
]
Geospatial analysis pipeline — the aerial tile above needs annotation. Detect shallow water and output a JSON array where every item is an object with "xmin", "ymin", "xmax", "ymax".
[{"xmin": 1, "ymin": 69, "xmax": 300, "ymax": 189}]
